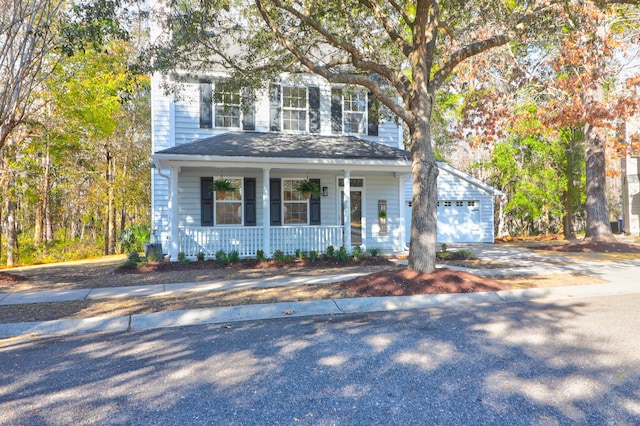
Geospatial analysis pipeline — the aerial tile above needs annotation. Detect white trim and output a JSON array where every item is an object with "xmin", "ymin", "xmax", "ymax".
[
  {"xmin": 436, "ymin": 161, "xmax": 504, "ymax": 196},
  {"xmin": 153, "ymin": 154, "xmax": 411, "ymax": 172}
]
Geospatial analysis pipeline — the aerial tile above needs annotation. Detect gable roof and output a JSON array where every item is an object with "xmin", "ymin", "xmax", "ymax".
[
  {"xmin": 155, "ymin": 131, "xmax": 411, "ymax": 161},
  {"xmin": 437, "ymin": 161, "xmax": 504, "ymax": 196}
]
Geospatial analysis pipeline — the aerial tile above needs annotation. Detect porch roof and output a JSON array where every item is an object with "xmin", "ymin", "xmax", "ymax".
[{"xmin": 153, "ymin": 132, "xmax": 412, "ymax": 172}]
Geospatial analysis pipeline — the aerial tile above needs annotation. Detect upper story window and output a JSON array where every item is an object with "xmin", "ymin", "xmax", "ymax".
[
  {"xmin": 214, "ymin": 82, "xmax": 241, "ymax": 128},
  {"xmin": 332, "ymin": 87, "xmax": 378, "ymax": 136},
  {"xmin": 343, "ymin": 90, "xmax": 367, "ymax": 134},
  {"xmin": 282, "ymin": 86, "xmax": 307, "ymax": 131},
  {"xmin": 270, "ymin": 84, "xmax": 320, "ymax": 133},
  {"xmin": 200, "ymin": 79, "xmax": 254, "ymax": 130}
]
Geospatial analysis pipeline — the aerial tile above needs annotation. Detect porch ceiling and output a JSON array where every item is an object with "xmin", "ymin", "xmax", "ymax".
[{"xmin": 153, "ymin": 132, "xmax": 412, "ymax": 172}]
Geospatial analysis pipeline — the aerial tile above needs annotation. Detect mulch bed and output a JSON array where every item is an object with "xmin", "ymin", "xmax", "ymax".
[
  {"xmin": 333, "ymin": 268, "xmax": 508, "ymax": 296},
  {"xmin": 115, "ymin": 256, "xmax": 395, "ymax": 274},
  {"xmin": 0, "ymin": 272, "xmax": 28, "ymax": 286}
]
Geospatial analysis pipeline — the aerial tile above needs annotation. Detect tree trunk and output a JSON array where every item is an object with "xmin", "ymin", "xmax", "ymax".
[
  {"xmin": 583, "ymin": 84, "xmax": 615, "ymax": 242},
  {"xmin": 34, "ymin": 201, "xmax": 43, "ymax": 246},
  {"xmin": 5, "ymin": 197, "xmax": 17, "ymax": 266},
  {"xmin": 562, "ymin": 190, "xmax": 576, "ymax": 239},
  {"xmin": 407, "ymin": 116, "xmax": 439, "ymax": 274}
]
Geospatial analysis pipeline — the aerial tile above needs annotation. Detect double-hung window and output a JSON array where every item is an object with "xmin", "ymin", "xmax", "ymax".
[
  {"xmin": 201, "ymin": 80, "xmax": 255, "ymax": 130},
  {"xmin": 214, "ymin": 82, "xmax": 241, "ymax": 128},
  {"xmin": 215, "ymin": 178, "xmax": 243, "ymax": 225},
  {"xmin": 283, "ymin": 179, "xmax": 308, "ymax": 224},
  {"xmin": 343, "ymin": 90, "xmax": 367, "ymax": 134},
  {"xmin": 282, "ymin": 86, "xmax": 307, "ymax": 131}
]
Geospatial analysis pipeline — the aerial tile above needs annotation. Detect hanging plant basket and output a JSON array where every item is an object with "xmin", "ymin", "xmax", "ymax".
[
  {"xmin": 210, "ymin": 179, "xmax": 237, "ymax": 197},
  {"xmin": 296, "ymin": 180, "xmax": 320, "ymax": 199}
]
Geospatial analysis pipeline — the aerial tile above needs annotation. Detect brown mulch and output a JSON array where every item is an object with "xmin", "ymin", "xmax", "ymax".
[
  {"xmin": 530, "ymin": 241, "xmax": 640, "ymax": 253},
  {"xmin": 333, "ymin": 268, "xmax": 507, "ymax": 296}
]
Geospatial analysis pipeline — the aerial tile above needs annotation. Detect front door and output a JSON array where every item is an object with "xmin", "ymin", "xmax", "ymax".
[{"xmin": 342, "ymin": 191, "xmax": 362, "ymax": 245}]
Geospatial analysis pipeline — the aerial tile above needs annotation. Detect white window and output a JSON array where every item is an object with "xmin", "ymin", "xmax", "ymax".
[
  {"xmin": 283, "ymin": 179, "xmax": 308, "ymax": 224},
  {"xmin": 282, "ymin": 86, "xmax": 307, "ymax": 131},
  {"xmin": 215, "ymin": 178, "xmax": 243, "ymax": 225},
  {"xmin": 214, "ymin": 82, "xmax": 241, "ymax": 128},
  {"xmin": 343, "ymin": 90, "xmax": 367, "ymax": 134}
]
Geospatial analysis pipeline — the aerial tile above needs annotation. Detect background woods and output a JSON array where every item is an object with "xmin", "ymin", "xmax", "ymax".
[{"xmin": 0, "ymin": 0, "xmax": 150, "ymax": 266}]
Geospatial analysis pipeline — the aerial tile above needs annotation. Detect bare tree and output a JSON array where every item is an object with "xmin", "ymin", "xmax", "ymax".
[{"xmin": 0, "ymin": 0, "xmax": 63, "ymax": 149}]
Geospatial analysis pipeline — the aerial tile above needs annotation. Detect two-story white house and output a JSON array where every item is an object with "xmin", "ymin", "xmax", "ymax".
[{"xmin": 150, "ymin": 62, "xmax": 505, "ymax": 260}]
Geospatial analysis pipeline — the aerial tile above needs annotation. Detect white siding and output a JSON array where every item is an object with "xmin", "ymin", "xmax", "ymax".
[
  {"xmin": 168, "ymin": 76, "xmax": 402, "ymax": 148},
  {"xmin": 404, "ymin": 165, "xmax": 497, "ymax": 243}
]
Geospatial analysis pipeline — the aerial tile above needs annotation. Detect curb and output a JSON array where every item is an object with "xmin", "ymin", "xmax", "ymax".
[{"xmin": 2, "ymin": 281, "xmax": 639, "ymax": 340}]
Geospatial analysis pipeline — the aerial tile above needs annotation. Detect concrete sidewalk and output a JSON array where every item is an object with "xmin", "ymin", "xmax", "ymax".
[
  {"xmin": 1, "ymin": 245, "xmax": 638, "ymax": 340},
  {"xmin": 2, "ymin": 279, "xmax": 639, "ymax": 339}
]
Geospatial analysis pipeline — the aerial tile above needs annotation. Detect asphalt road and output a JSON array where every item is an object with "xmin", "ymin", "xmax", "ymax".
[{"xmin": 1, "ymin": 293, "xmax": 639, "ymax": 425}]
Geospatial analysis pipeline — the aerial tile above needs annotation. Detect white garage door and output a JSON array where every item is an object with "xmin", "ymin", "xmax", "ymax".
[{"xmin": 405, "ymin": 200, "xmax": 483, "ymax": 244}]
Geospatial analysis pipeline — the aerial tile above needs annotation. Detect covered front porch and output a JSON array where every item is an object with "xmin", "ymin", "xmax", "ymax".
[{"xmin": 152, "ymin": 132, "xmax": 412, "ymax": 261}]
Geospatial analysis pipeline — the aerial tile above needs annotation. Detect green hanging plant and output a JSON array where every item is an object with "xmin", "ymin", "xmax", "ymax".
[
  {"xmin": 296, "ymin": 180, "xmax": 320, "ymax": 199},
  {"xmin": 210, "ymin": 179, "xmax": 237, "ymax": 195}
]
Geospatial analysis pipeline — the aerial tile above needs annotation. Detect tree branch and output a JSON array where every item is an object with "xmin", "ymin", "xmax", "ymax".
[{"xmin": 358, "ymin": 0, "xmax": 413, "ymax": 56}]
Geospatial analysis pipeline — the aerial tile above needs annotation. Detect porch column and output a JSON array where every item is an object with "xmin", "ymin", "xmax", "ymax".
[
  {"xmin": 262, "ymin": 167, "xmax": 271, "ymax": 257},
  {"xmin": 343, "ymin": 170, "xmax": 351, "ymax": 248},
  {"xmin": 169, "ymin": 166, "xmax": 180, "ymax": 261}
]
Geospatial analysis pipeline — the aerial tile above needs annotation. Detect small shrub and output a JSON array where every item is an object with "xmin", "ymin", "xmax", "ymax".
[
  {"xmin": 215, "ymin": 249, "xmax": 229, "ymax": 265},
  {"xmin": 178, "ymin": 252, "xmax": 186, "ymax": 261},
  {"xmin": 256, "ymin": 249, "xmax": 266, "ymax": 262},
  {"xmin": 436, "ymin": 249, "xmax": 474, "ymax": 261},
  {"xmin": 122, "ymin": 259, "xmax": 139, "ymax": 269},
  {"xmin": 368, "ymin": 247, "xmax": 381, "ymax": 257},
  {"xmin": 196, "ymin": 251, "xmax": 205, "ymax": 261},
  {"xmin": 325, "ymin": 245, "xmax": 335, "ymax": 259},
  {"xmin": 127, "ymin": 251, "xmax": 142, "ymax": 263},
  {"xmin": 352, "ymin": 245, "xmax": 363, "ymax": 260},
  {"xmin": 273, "ymin": 250, "xmax": 287, "ymax": 263},
  {"xmin": 228, "ymin": 250, "xmax": 240, "ymax": 263},
  {"xmin": 147, "ymin": 248, "xmax": 163, "ymax": 262},
  {"xmin": 441, "ymin": 243, "xmax": 448, "ymax": 252},
  {"xmin": 180, "ymin": 258, "xmax": 192, "ymax": 264},
  {"xmin": 295, "ymin": 249, "xmax": 307, "ymax": 260},
  {"xmin": 309, "ymin": 250, "xmax": 318, "ymax": 262},
  {"xmin": 336, "ymin": 245, "xmax": 350, "ymax": 262}
]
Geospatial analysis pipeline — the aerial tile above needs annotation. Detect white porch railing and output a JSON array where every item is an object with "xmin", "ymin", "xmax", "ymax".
[{"xmin": 178, "ymin": 225, "xmax": 344, "ymax": 258}]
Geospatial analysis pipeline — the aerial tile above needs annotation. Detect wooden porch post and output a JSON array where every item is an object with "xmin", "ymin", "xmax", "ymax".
[
  {"xmin": 169, "ymin": 166, "xmax": 180, "ymax": 261},
  {"xmin": 344, "ymin": 170, "xmax": 351, "ymax": 248},
  {"xmin": 263, "ymin": 167, "xmax": 271, "ymax": 257}
]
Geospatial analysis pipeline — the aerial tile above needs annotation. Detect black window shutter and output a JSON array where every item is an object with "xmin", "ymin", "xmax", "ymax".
[
  {"xmin": 269, "ymin": 178, "xmax": 282, "ymax": 226},
  {"xmin": 367, "ymin": 92, "xmax": 379, "ymax": 136},
  {"xmin": 269, "ymin": 84, "xmax": 281, "ymax": 131},
  {"xmin": 201, "ymin": 177, "xmax": 213, "ymax": 226},
  {"xmin": 242, "ymin": 88, "xmax": 255, "ymax": 130},
  {"xmin": 331, "ymin": 88, "xmax": 343, "ymax": 134},
  {"xmin": 309, "ymin": 178, "xmax": 321, "ymax": 225},
  {"xmin": 244, "ymin": 177, "xmax": 256, "ymax": 226},
  {"xmin": 200, "ymin": 80, "xmax": 213, "ymax": 129},
  {"xmin": 308, "ymin": 86, "xmax": 321, "ymax": 133}
]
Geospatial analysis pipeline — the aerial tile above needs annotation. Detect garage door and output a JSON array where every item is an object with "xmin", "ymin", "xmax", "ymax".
[{"xmin": 405, "ymin": 200, "xmax": 483, "ymax": 244}]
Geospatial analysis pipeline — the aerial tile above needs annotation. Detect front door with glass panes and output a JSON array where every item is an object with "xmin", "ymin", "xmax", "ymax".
[{"xmin": 339, "ymin": 178, "xmax": 363, "ymax": 246}]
